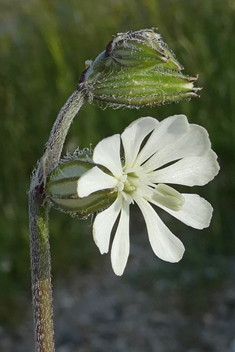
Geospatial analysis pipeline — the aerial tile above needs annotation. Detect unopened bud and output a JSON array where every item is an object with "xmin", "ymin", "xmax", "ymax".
[
  {"xmin": 105, "ymin": 29, "xmax": 183, "ymax": 70},
  {"xmin": 80, "ymin": 29, "xmax": 201, "ymax": 108},
  {"xmin": 46, "ymin": 158, "xmax": 116, "ymax": 217}
]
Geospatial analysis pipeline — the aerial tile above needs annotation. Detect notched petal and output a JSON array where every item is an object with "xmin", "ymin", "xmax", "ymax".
[
  {"xmin": 121, "ymin": 116, "xmax": 159, "ymax": 169},
  {"xmin": 77, "ymin": 166, "xmax": 117, "ymax": 197},
  {"xmin": 135, "ymin": 195, "xmax": 185, "ymax": 263},
  {"xmin": 93, "ymin": 134, "xmax": 122, "ymax": 178},
  {"xmin": 111, "ymin": 202, "xmax": 130, "ymax": 275},
  {"xmin": 93, "ymin": 195, "xmax": 122, "ymax": 254}
]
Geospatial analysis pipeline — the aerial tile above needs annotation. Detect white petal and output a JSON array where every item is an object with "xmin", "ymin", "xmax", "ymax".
[
  {"xmin": 152, "ymin": 193, "xmax": 213, "ymax": 229},
  {"xmin": 93, "ymin": 134, "xmax": 123, "ymax": 177},
  {"xmin": 144, "ymin": 123, "xmax": 211, "ymax": 172},
  {"xmin": 135, "ymin": 114, "xmax": 189, "ymax": 167},
  {"xmin": 93, "ymin": 195, "xmax": 122, "ymax": 254},
  {"xmin": 111, "ymin": 201, "xmax": 130, "ymax": 276},
  {"xmin": 121, "ymin": 117, "xmax": 159, "ymax": 170},
  {"xmin": 149, "ymin": 150, "xmax": 220, "ymax": 186},
  {"xmin": 134, "ymin": 195, "xmax": 185, "ymax": 262},
  {"xmin": 77, "ymin": 166, "xmax": 117, "ymax": 197}
]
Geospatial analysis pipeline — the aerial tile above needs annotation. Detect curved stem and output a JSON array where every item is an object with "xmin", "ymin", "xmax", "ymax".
[
  {"xmin": 43, "ymin": 85, "xmax": 85, "ymax": 174},
  {"xmin": 29, "ymin": 85, "xmax": 86, "ymax": 351}
]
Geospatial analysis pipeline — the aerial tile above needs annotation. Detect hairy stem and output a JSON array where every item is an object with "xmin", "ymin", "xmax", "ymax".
[
  {"xmin": 29, "ymin": 85, "xmax": 86, "ymax": 351},
  {"xmin": 43, "ymin": 85, "xmax": 86, "ymax": 174},
  {"xmin": 29, "ymin": 172, "xmax": 54, "ymax": 352}
]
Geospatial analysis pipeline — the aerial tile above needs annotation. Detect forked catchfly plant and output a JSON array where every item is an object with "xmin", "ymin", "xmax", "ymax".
[
  {"xmin": 76, "ymin": 115, "xmax": 219, "ymax": 275},
  {"xmin": 29, "ymin": 28, "xmax": 216, "ymax": 352}
]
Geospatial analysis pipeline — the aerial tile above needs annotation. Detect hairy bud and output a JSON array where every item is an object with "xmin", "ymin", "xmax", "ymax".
[
  {"xmin": 80, "ymin": 29, "xmax": 201, "ymax": 108},
  {"xmin": 46, "ymin": 156, "xmax": 116, "ymax": 217}
]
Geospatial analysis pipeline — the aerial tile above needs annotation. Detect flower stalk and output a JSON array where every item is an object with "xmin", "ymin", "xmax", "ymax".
[
  {"xmin": 29, "ymin": 85, "xmax": 86, "ymax": 352},
  {"xmin": 43, "ymin": 86, "xmax": 85, "ymax": 174},
  {"xmin": 29, "ymin": 168, "xmax": 54, "ymax": 352}
]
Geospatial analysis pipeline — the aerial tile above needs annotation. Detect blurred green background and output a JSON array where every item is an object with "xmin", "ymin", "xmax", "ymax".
[{"xmin": 0, "ymin": 0, "xmax": 235, "ymax": 326}]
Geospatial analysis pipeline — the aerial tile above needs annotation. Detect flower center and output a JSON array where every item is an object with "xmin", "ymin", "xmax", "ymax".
[
  {"xmin": 116, "ymin": 174, "xmax": 137, "ymax": 193},
  {"xmin": 115, "ymin": 173, "xmax": 137, "ymax": 204},
  {"xmin": 123, "ymin": 178, "xmax": 136, "ymax": 193}
]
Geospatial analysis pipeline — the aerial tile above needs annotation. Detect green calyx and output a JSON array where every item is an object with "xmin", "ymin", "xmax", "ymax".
[
  {"xmin": 46, "ymin": 157, "xmax": 116, "ymax": 217},
  {"xmin": 105, "ymin": 29, "xmax": 183, "ymax": 71},
  {"xmin": 80, "ymin": 29, "xmax": 201, "ymax": 108}
]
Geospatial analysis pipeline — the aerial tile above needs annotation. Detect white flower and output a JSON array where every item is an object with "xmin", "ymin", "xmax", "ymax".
[{"xmin": 77, "ymin": 115, "xmax": 219, "ymax": 276}]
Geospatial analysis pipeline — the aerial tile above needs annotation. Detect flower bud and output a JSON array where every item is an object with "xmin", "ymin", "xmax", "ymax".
[
  {"xmin": 80, "ymin": 29, "xmax": 201, "ymax": 108},
  {"xmin": 46, "ymin": 157, "xmax": 116, "ymax": 217},
  {"xmin": 105, "ymin": 29, "xmax": 183, "ymax": 71}
]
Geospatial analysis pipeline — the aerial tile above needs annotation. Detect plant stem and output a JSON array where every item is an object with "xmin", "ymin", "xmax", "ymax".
[
  {"xmin": 29, "ymin": 85, "xmax": 86, "ymax": 351},
  {"xmin": 29, "ymin": 172, "xmax": 54, "ymax": 352},
  {"xmin": 43, "ymin": 86, "xmax": 86, "ymax": 174}
]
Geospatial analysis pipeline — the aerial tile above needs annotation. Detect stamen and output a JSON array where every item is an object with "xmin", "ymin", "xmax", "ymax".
[
  {"xmin": 115, "ymin": 174, "xmax": 137, "ymax": 200},
  {"xmin": 123, "ymin": 179, "xmax": 136, "ymax": 192},
  {"xmin": 152, "ymin": 184, "xmax": 185, "ymax": 211},
  {"xmin": 116, "ymin": 180, "xmax": 124, "ymax": 191}
]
